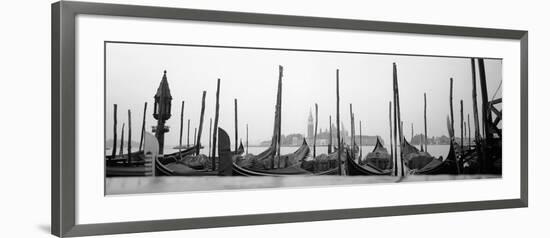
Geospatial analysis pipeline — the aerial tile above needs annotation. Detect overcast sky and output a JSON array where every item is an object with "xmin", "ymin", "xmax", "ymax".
[{"xmin": 105, "ymin": 42, "xmax": 501, "ymax": 146}]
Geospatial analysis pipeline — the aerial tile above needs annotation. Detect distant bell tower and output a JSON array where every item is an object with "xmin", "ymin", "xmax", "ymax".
[
  {"xmin": 307, "ymin": 109, "xmax": 314, "ymax": 138},
  {"xmin": 153, "ymin": 70, "xmax": 172, "ymax": 154}
]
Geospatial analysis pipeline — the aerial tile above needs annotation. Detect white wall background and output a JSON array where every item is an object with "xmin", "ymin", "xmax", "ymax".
[{"xmin": 0, "ymin": 0, "xmax": 544, "ymax": 237}]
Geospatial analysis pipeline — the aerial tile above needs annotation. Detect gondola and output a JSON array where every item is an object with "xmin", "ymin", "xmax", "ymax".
[
  {"xmin": 409, "ymin": 142, "xmax": 459, "ymax": 175},
  {"xmin": 216, "ymin": 128, "xmax": 337, "ymax": 176},
  {"xmin": 401, "ymin": 138, "xmax": 435, "ymax": 170},
  {"xmin": 345, "ymin": 147, "xmax": 392, "ymax": 175},
  {"xmin": 106, "ymin": 132, "xmax": 159, "ymax": 177},
  {"xmin": 236, "ymin": 66, "xmax": 310, "ymax": 170},
  {"xmin": 363, "ymin": 137, "xmax": 393, "ymax": 170},
  {"xmin": 236, "ymin": 141, "xmax": 245, "ymax": 155},
  {"xmin": 154, "ymin": 145, "xmax": 219, "ymax": 176}
]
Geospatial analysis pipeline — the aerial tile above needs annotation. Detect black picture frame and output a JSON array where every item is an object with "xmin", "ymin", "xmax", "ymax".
[{"xmin": 51, "ymin": 1, "xmax": 528, "ymax": 237}]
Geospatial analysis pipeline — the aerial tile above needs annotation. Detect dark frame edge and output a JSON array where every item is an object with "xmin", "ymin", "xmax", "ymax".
[
  {"xmin": 64, "ymin": 199, "xmax": 524, "ymax": 237},
  {"xmin": 520, "ymin": 31, "xmax": 529, "ymax": 207},
  {"xmin": 52, "ymin": 1, "xmax": 529, "ymax": 237},
  {"xmin": 51, "ymin": 1, "xmax": 61, "ymax": 237}
]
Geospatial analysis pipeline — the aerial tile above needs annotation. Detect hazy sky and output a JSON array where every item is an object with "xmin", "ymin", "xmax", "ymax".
[{"xmin": 105, "ymin": 42, "xmax": 501, "ymax": 146}]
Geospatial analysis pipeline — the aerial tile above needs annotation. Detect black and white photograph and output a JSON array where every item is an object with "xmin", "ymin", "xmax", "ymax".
[{"xmin": 104, "ymin": 41, "xmax": 503, "ymax": 195}]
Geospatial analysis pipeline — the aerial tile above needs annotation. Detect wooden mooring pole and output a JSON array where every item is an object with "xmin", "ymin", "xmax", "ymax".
[
  {"xmin": 111, "ymin": 104, "xmax": 117, "ymax": 158},
  {"xmin": 187, "ymin": 119, "xmax": 190, "ymax": 148},
  {"xmin": 313, "ymin": 103, "xmax": 318, "ymax": 158},
  {"xmin": 139, "ymin": 102, "xmax": 147, "ymax": 151},
  {"xmin": 328, "ymin": 116, "xmax": 333, "ymax": 154},
  {"xmin": 389, "ymin": 101, "xmax": 393, "ymax": 172},
  {"xmin": 179, "ymin": 101, "xmax": 184, "ymax": 158},
  {"xmin": 196, "ymin": 91, "xmax": 207, "ymax": 155},
  {"xmin": 127, "ymin": 110, "xmax": 132, "ymax": 164},
  {"xmin": 336, "ymin": 69, "xmax": 342, "ymax": 175},
  {"xmin": 424, "ymin": 93, "xmax": 428, "ymax": 153},
  {"xmin": 234, "ymin": 98, "xmax": 238, "ymax": 152},
  {"xmin": 461, "ymin": 99, "xmax": 464, "ymax": 156},
  {"xmin": 211, "ymin": 78, "xmax": 221, "ymax": 171},
  {"xmin": 119, "ymin": 123, "xmax": 125, "ymax": 158}
]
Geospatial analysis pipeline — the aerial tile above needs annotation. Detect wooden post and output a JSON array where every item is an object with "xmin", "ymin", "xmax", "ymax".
[
  {"xmin": 328, "ymin": 116, "xmax": 332, "ymax": 154},
  {"xmin": 111, "ymin": 104, "xmax": 118, "ymax": 158},
  {"xmin": 349, "ymin": 103, "xmax": 355, "ymax": 160},
  {"xmin": 277, "ymin": 66, "xmax": 283, "ymax": 166},
  {"xmin": 468, "ymin": 114, "xmax": 471, "ymax": 148},
  {"xmin": 393, "ymin": 75, "xmax": 399, "ymax": 176},
  {"xmin": 246, "ymin": 124, "xmax": 249, "ymax": 154},
  {"xmin": 359, "ymin": 120, "xmax": 363, "ymax": 160},
  {"xmin": 411, "ymin": 123, "xmax": 414, "ymax": 143},
  {"xmin": 208, "ymin": 118, "xmax": 212, "ymax": 158},
  {"xmin": 179, "ymin": 101, "xmax": 184, "ymax": 158},
  {"xmin": 119, "ymin": 123, "xmax": 125, "ymax": 158},
  {"xmin": 478, "ymin": 58, "xmax": 492, "ymax": 141},
  {"xmin": 449, "ymin": 78, "xmax": 460, "ymax": 173},
  {"xmin": 211, "ymin": 78, "xmax": 221, "ymax": 171},
  {"xmin": 471, "ymin": 58, "xmax": 481, "ymax": 143},
  {"xmin": 234, "ymin": 98, "xmax": 238, "ymax": 152},
  {"xmin": 449, "ymin": 78, "xmax": 455, "ymax": 140},
  {"xmin": 196, "ymin": 91, "xmax": 207, "ymax": 155},
  {"xmin": 187, "ymin": 119, "xmax": 190, "ymax": 148},
  {"xmin": 389, "ymin": 101, "xmax": 393, "ymax": 172},
  {"xmin": 424, "ymin": 93, "xmax": 428, "ymax": 153},
  {"xmin": 139, "ymin": 102, "xmax": 147, "ymax": 151},
  {"xmin": 393, "ymin": 63, "xmax": 404, "ymax": 176},
  {"xmin": 460, "ymin": 100, "xmax": 464, "ymax": 156},
  {"xmin": 336, "ymin": 69, "xmax": 342, "ymax": 175},
  {"xmin": 313, "ymin": 103, "xmax": 318, "ymax": 158},
  {"xmin": 194, "ymin": 128, "xmax": 197, "ymax": 146},
  {"xmin": 127, "ymin": 110, "xmax": 132, "ymax": 164}
]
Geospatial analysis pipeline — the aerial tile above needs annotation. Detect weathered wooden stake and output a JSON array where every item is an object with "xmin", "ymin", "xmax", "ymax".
[
  {"xmin": 471, "ymin": 58, "xmax": 481, "ymax": 142},
  {"xmin": 313, "ymin": 103, "xmax": 318, "ymax": 158},
  {"xmin": 194, "ymin": 128, "xmax": 197, "ymax": 145},
  {"xmin": 211, "ymin": 78, "xmax": 221, "ymax": 171},
  {"xmin": 139, "ymin": 102, "xmax": 147, "ymax": 151},
  {"xmin": 234, "ymin": 98, "xmax": 238, "ymax": 152},
  {"xmin": 187, "ymin": 119, "xmax": 190, "ymax": 148},
  {"xmin": 328, "ymin": 116, "xmax": 332, "ymax": 154},
  {"xmin": 196, "ymin": 91, "xmax": 207, "ymax": 155},
  {"xmin": 246, "ymin": 124, "xmax": 249, "ymax": 154},
  {"xmin": 111, "ymin": 104, "xmax": 118, "ymax": 158},
  {"xmin": 393, "ymin": 63, "xmax": 404, "ymax": 176},
  {"xmin": 460, "ymin": 99, "xmax": 464, "ymax": 155},
  {"xmin": 389, "ymin": 101, "xmax": 393, "ymax": 172},
  {"xmin": 179, "ymin": 101, "xmax": 184, "ymax": 158},
  {"xmin": 478, "ymin": 58, "xmax": 492, "ymax": 140},
  {"xmin": 127, "ymin": 110, "xmax": 132, "ymax": 164},
  {"xmin": 277, "ymin": 66, "xmax": 283, "ymax": 165},
  {"xmin": 349, "ymin": 103, "xmax": 356, "ymax": 160},
  {"xmin": 359, "ymin": 120, "xmax": 363, "ymax": 160},
  {"xmin": 449, "ymin": 77, "xmax": 460, "ymax": 173},
  {"xmin": 336, "ymin": 69, "xmax": 342, "ymax": 175},
  {"xmin": 449, "ymin": 78, "xmax": 455, "ymax": 140},
  {"xmin": 424, "ymin": 93, "xmax": 428, "ymax": 153},
  {"xmin": 393, "ymin": 78, "xmax": 399, "ymax": 176},
  {"xmin": 411, "ymin": 123, "xmax": 414, "ymax": 142},
  {"xmin": 468, "ymin": 114, "xmax": 471, "ymax": 147},
  {"xmin": 119, "ymin": 123, "xmax": 125, "ymax": 158},
  {"xmin": 208, "ymin": 118, "xmax": 212, "ymax": 158}
]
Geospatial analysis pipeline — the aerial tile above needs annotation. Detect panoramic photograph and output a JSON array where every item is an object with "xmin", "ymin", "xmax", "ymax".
[{"xmin": 104, "ymin": 42, "xmax": 502, "ymax": 195}]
